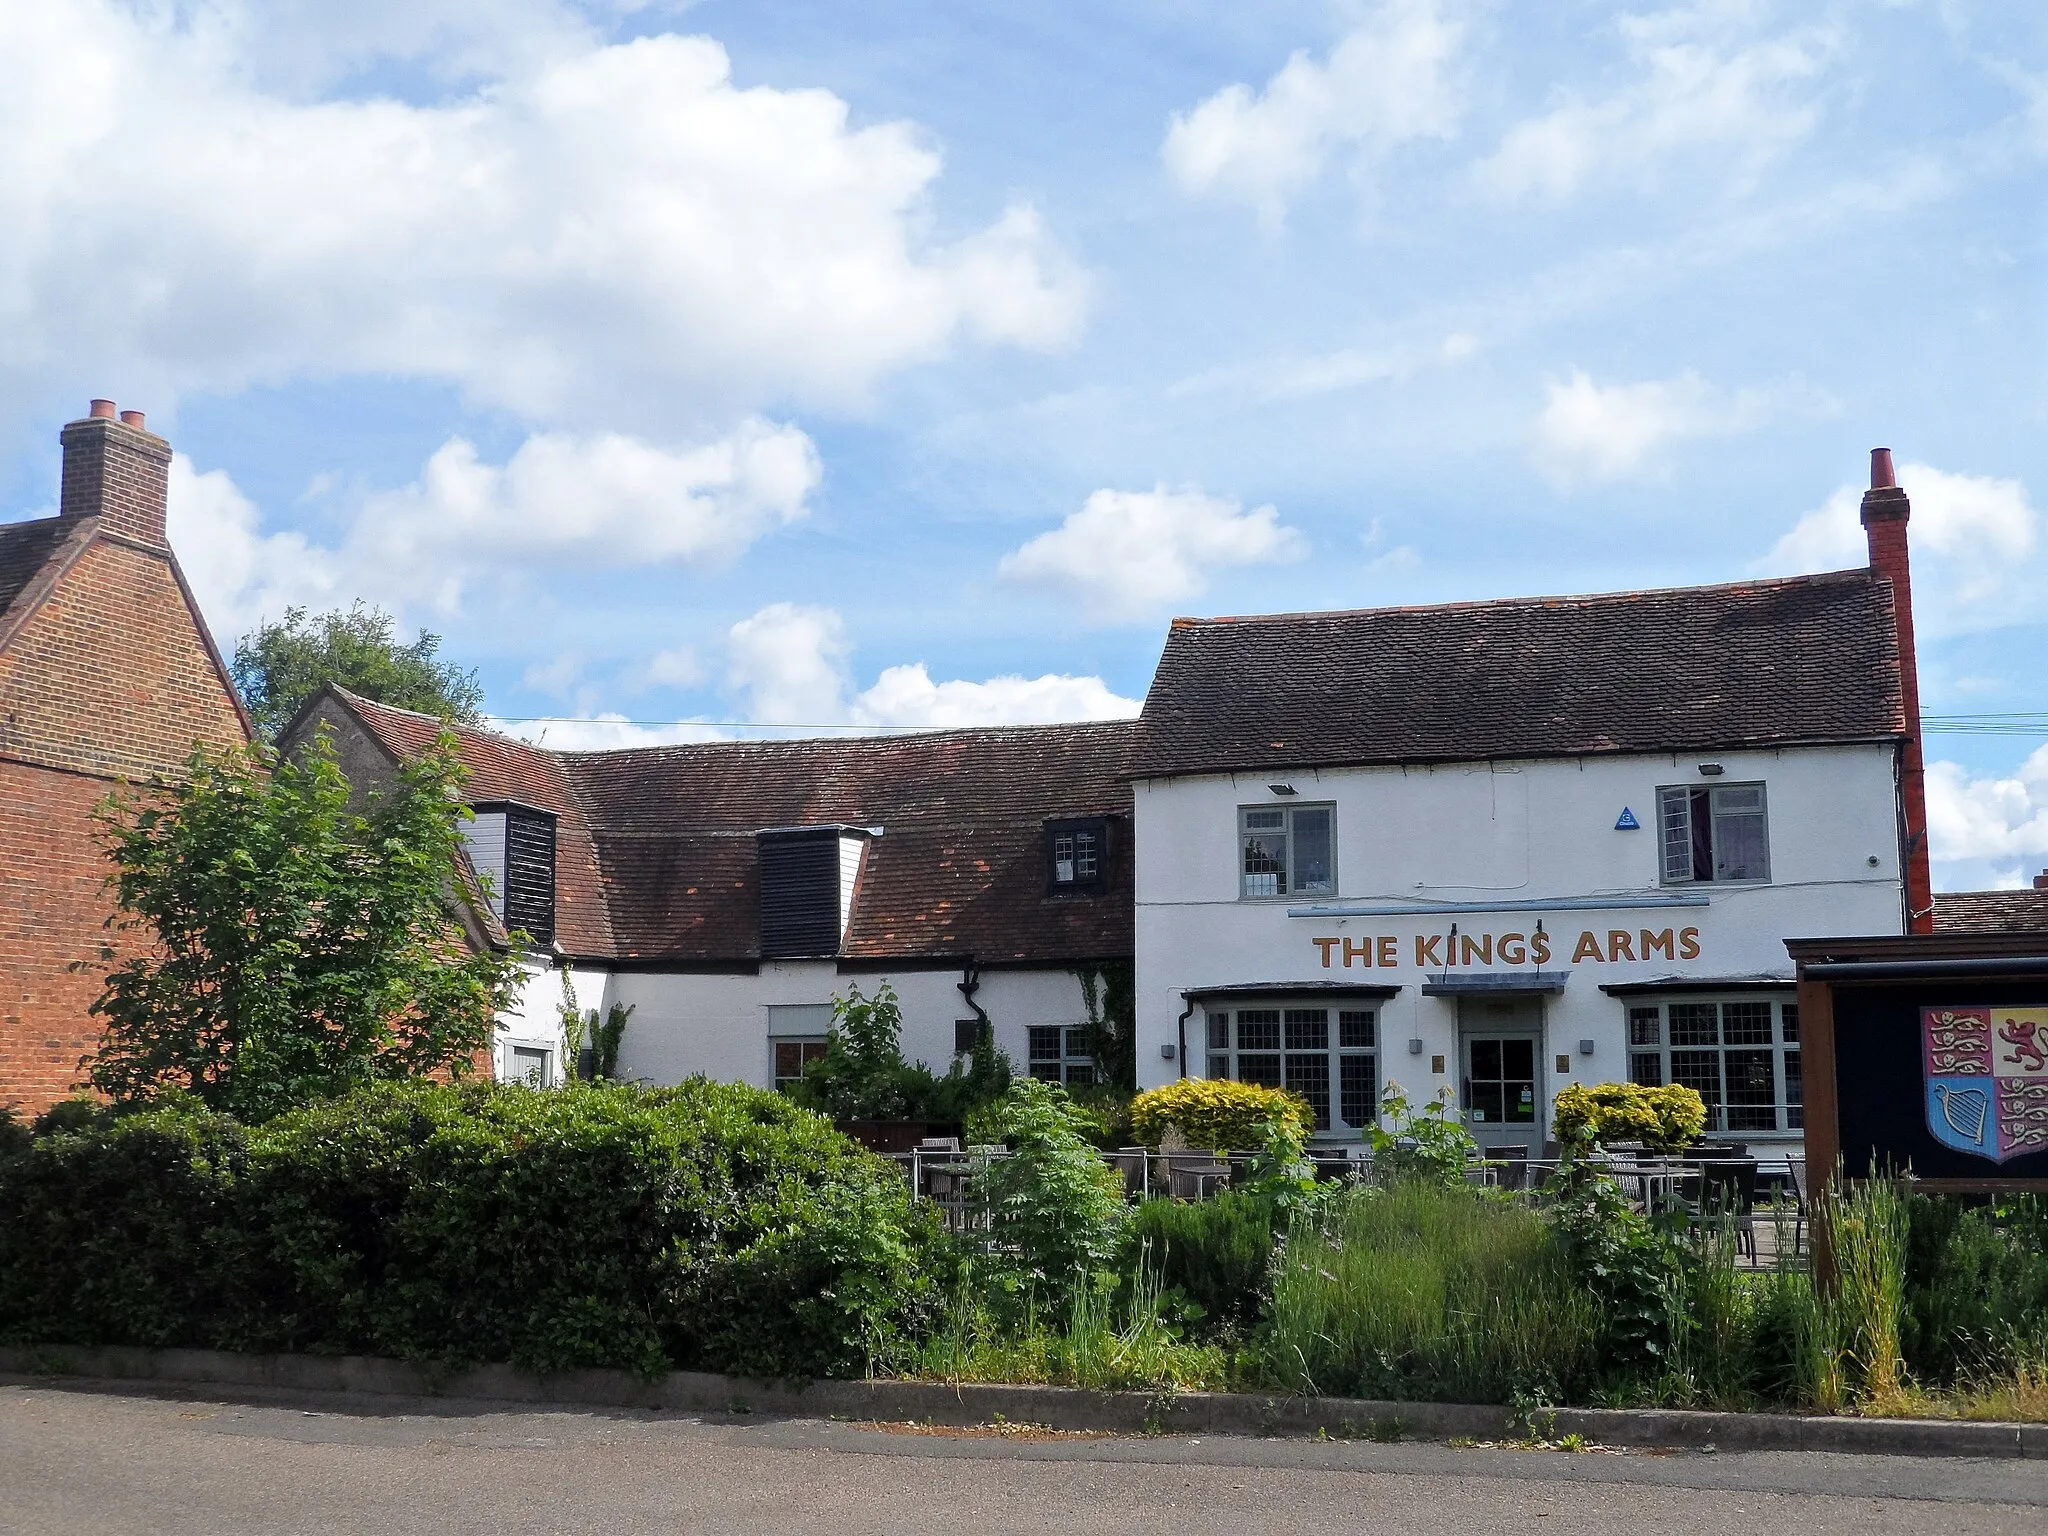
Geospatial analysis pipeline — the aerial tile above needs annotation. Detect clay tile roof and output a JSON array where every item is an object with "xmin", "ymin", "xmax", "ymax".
[
  {"xmin": 1134, "ymin": 568, "xmax": 1907, "ymax": 778},
  {"xmin": 337, "ymin": 691, "xmax": 1137, "ymax": 967},
  {"xmin": 0, "ymin": 517, "xmax": 84, "ymax": 640},
  {"xmin": 563, "ymin": 723, "xmax": 1136, "ymax": 964},
  {"xmin": 1931, "ymin": 889, "xmax": 2048, "ymax": 935},
  {"xmin": 333, "ymin": 690, "xmax": 616, "ymax": 958}
]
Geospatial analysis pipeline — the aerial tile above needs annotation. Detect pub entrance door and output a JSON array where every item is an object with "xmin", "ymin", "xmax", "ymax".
[{"xmin": 1457, "ymin": 996, "xmax": 1546, "ymax": 1153}]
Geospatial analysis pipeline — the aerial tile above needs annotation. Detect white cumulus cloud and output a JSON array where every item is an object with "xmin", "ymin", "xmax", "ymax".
[
  {"xmin": 1475, "ymin": 2, "xmax": 1835, "ymax": 204},
  {"xmin": 1758, "ymin": 462, "xmax": 2040, "ymax": 637},
  {"xmin": 721, "ymin": 603, "xmax": 1141, "ymax": 729},
  {"xmin": 1926, "ymin": 747, "xmax": 2048, "ymax": 891},
  {"xmin": 999, "ymin": 486, "xmax": 1308, "ymax": 622},
  {"xmin": 168, "ymin": 422, "xmax": 821, "ymax": 637},
  {"xmin": 1162, "ymin": 0, "xmax": 1464, "ymax": 223},
  {"xmin": 1531, "ymin": 368, "xmax": 1814, "ymax": 488},
  {"xmin": 0, "ymin": 3, "xmax": 1087, "ymax": 433}
]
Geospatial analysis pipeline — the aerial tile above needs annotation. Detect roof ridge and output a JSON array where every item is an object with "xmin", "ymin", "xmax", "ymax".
[{"xmin": 1169, "ymin": 565, "xmax": 1875, "ymax": 629}]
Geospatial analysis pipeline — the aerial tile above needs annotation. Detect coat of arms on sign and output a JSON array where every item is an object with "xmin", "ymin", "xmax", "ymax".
[{"xmin": 1923, "ymin": 1006, "xmax": 2048, "ymax": 1163}]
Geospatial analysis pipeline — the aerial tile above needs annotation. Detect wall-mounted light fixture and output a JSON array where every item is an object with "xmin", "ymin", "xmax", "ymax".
[
  {"xmin": 1407, "ymin": 1037, "xmax": 1423, "ymax": 1054},
  {"xmin": 1268, "ymin": 783, "xmax": 1298, "ymax": 796},
  {"xmin": 1160, "ymin": 1042, "xmax": 1177, "ymax": 1060},
  {"xmin": 1578, "ymin": 1038, "xmax": 1595, "ymax": 1056},
  {"xmin": 1697, "ymin": 762, "xmax": 1726, "ymax": 777}
]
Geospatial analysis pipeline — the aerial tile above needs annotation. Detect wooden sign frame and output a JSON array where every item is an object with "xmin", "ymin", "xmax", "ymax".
[{"xmin": 1788, "ymin": 931, "xmax": 2048, "ymax": 1194}]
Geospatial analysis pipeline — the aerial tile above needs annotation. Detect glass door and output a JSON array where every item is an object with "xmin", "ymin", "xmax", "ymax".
[{"xmin": 1461, "ymin": 1034, "xmax": 1540, "ymax": 1152}]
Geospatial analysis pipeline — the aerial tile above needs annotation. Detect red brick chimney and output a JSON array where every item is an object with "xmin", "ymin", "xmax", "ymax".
[
  {"xmin": 1862, "ymin": 448, "xmax": 1933, "ymax": 934},
  {"xmin": 59, "ymin": 399, "xmax": 171, "ymax": 548}
]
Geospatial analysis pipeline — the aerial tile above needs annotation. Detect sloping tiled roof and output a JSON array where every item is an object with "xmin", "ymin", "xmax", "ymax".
[
  {"xmin": 1932, "ymin": 888, "xmax": 2048, "ymax": 935},
  {"xmin": 566, "ymin": 725, "xmax": 1135, "ymax": 964},
  {"xmin": 333, "ymin": 690, "xmax": 1136, "ymax": 966},
  {"xmin": 0, "ymin": 517, "xmax": 84, "ymax": 642},
  {"xmin": 333, "ymin": 691, "xmax": 618, "ymax": 959},
  {"xmin": 1134, "ymin": 568, "xmax": 1907, "ymax": 778}
]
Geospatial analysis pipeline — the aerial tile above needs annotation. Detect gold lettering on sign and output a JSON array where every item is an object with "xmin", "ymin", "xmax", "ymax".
[{"xmin": 1308, "ymin": 925, "xmax": 1702, "ymax": 968}]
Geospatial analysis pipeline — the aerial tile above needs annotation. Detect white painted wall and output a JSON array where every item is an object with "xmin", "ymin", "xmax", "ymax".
[
  {"xmin": 1133, "ymin": 744, "xmax": 1906, "ymax": 1140},
  {"xmin": 605, "ymin": 961, "xmax": 1093, "ymax": 1091},
  {"xmin": 494, "ymin": 955, "xmax": 599, "ymax": 1086}
]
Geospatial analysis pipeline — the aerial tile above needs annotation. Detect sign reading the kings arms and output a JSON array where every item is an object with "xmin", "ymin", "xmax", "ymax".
[{"xmin": 1924, "ymin": 1006, "xmax": 2048, "ymax": 1163}]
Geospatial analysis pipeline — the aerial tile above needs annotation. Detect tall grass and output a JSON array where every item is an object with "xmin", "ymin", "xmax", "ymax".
[
  {"xmin": 1260, "ymin": 1180, "xmax": 1601, "ymax": 1403},
  {"xmin": 913, "ymin": 1248, "xmax": 1229, "ymax": 1392},
  {"xmin": 1816, "ymin": 1167, "xmax": 1910, "ymax": 1411}
]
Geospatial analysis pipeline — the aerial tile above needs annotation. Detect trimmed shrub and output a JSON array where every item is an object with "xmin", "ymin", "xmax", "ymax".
[
  {"xmin": 1129, "ymin": 1078, "xmax": 1312, "ymax": 1152},
  {"xmin": 0, "ymin": 1080, "xmax": 950, "ymax": 1380},
  {"xmin": 1552, "ymin": 1082, "xmax": 1705, "ymax": 1154}
]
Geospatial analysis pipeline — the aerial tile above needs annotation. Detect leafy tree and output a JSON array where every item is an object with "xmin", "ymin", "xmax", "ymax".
[
  {"xmin": 231, "ymin": 602, "xmax": 485, "ymax": 741},
  {"xmin": 86, "ymin": 730, "xmax": 522, "ymax": 1122},
  {"xmin": 970, "ymin": 1079, "xmax": 1129, "ymax": 1308},
  {"xmin": 791, "ymin": 983, "xmax": 1011, "ymax": 1123}
]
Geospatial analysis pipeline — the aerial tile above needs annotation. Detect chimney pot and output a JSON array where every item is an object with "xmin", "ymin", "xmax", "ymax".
[
  {"xmin": 1870, "ymin": 448, "xmax": 1896, "ymax": 489},
  {"xmin": 60, "ymin": 403, "xmax": 172, "ymax": 545}
]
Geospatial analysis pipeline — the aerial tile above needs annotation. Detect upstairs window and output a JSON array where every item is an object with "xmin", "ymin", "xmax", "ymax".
[
  {"xmin": 1239, "ymin": 803, "xmax": 1335, "ymax": 898},
  {"xmin": 1046, "ymin": 817, "xmax": 1108, "ymax": 895},
  {"xmin": 1658, "ymin": 783, "xmax": 1769, "ymax": 884}
]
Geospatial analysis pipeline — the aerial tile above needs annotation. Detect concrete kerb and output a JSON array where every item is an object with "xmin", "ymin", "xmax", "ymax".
[{"xmin": 0, "ymin": 1345, "xmax": 2038, "ymax": 1459}]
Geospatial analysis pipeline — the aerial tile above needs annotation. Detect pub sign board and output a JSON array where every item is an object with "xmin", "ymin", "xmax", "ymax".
[{"xmin": 1789, "ymin": 934, "xmax": 2048, "ymax": 1192}]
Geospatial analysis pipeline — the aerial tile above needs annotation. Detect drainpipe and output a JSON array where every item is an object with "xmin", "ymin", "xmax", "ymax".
[
  {"xmin": 1175, "ymin": 994, "xmax": 1195, "ymax": 1080},
  {"xmin": 956, "ymin": 959, "xmax": 992, "ymax": 1052}
]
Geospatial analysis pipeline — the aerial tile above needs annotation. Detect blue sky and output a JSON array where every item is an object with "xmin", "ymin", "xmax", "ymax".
[{"xmin": 1, "ymin": 0, "xmax": 2044, "ymax": 887}]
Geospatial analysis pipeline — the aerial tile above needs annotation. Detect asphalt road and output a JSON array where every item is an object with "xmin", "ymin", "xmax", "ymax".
[{"xmin": 2, "ymin": 1380, "xmax": 2043, "ymax": 1535}]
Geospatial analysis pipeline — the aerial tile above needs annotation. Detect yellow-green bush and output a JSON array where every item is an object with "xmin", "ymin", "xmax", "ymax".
[
  {"xmin": 1552, "ymin": 1081, "xmax": 1705, "ymax": 1154},
  {"xmin": 1128, "ymin": 1078, "xmax": 1311, "ymax": 1152}
]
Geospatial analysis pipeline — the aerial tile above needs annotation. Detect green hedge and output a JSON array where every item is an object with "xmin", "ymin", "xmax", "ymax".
[{"xmin": 0, "ymin": 1080, "xmax": 949, "ymax": 1380}]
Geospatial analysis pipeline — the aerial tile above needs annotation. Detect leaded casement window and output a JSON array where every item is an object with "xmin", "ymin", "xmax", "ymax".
[
  {"xmin": 1029, "ymin": 1025, "xmax": 1094, "ymax": 1086},
  {"xmin": 1045, "ymin": 817, "xmax": 1108, "ymax": 895},
  {"xmin": 1658, "ymin": 782, "xmax": 1770, "ymax": 884},
  {"xmin": 771, "ymin": 1037, "xmax": 828, "ymax": 1094},
  {"xmin": 1626, "ymin": 997, "xmax": 1801, "ymax": 1133},
  {"xmin": 1238, "ymin": 803, "xmax": 1336, "ymax": 898},
  {"xmin": 1204, "ymin": 1005, "xmax": 1377, "ymax": 1134}
]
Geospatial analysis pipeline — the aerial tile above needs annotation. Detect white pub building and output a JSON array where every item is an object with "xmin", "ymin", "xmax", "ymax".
[
  {"xmin": 1130, "ymin": 453, "xmax": 1935, "ymax": 1158},
  {"xmin": 297, "ymin": 453, "xmax": 1954, "ymax": 1161}
]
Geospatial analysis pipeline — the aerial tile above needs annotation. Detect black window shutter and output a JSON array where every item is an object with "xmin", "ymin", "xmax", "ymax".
[
  {"xmin": 759, "ymin": 831, "xmax": 843, "ymax": 957},
  {"xmin": 502, "ymin": 807, "xmax": 557, "ymax": 944}
]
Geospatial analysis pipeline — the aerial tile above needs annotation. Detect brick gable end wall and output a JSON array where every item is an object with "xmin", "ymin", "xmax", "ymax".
[{"xmin": 0, "ymin": 537, "xmax": 248, "ymax": 1115}]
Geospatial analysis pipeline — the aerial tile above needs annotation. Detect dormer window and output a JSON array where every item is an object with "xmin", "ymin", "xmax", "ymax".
[
  {"xmin": 462, "ymin": 801, "xmax": 557, "ymax": 945},
  {"xmin": 1046, "ymin": 817, "xmax": 1108, "ymax": 895}
]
